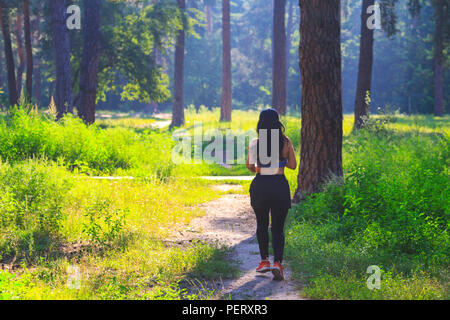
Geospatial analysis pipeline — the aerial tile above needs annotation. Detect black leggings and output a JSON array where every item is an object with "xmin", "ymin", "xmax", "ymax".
[{"xmin": 250, "ymin": 174, "xmax": 291, "ymax": 263}]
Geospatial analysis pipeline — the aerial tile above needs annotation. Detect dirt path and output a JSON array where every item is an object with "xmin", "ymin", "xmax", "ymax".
[{"xmin": 172, "ymin": 184, "xmax": 304, "ymax": 300}]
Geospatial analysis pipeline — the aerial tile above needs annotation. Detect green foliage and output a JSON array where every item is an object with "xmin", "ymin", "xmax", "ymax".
[
  {"xmin": 0, "ymin": 241, "xmax": 236, "ymax": 300},
  {"xmin": 0, "ymin": 160, "xmax": 71, "ymax": 261},
  {"xmin": 96, "ymin": 0, "xmax": 184, "ymax": 104},
  {"xmin": 85, "ymin": 241, "xmax": 236, "ymax": 300},
  {"xmin": 341, "ymin": 0, "xmax": 450, "ymax": 114},
  {"xmin": 0, "ymin": 108, "xmax": 176, "ymax": 177},
  {"xmin": 303, "ymin": 271, "xmax": 447, "ymax": 300},
  {"xmin": 0, "ymin": 107, "xmax": 241, "ymax": 299},
  {"xmin": 286, "ymin": 123, "xmax": 449, "ymax": 299},
  {"xmin": 82, "ymin": 199, "xmax": 127, "ymax": 246},
  {"xmin": 0, "ymin": 270, "xmax": 37, "ymax": 300}
]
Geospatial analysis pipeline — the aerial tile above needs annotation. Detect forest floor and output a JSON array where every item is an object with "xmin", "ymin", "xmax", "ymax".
[{"xmin": 168, "ymin": 182, "xmax": 305, "ymax": 300}]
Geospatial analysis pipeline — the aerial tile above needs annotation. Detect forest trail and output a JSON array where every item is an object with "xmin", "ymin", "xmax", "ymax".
[{"xmin": 171, "ymin": 183, "xmax": 305, "ymax": 300}]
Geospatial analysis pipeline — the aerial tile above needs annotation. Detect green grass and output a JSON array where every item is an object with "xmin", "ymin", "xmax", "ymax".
[
  {"xmin": 0, "ymin": 169, "xmax": 238, "ymax": 299},
  {"xmin": 303, "ymin": 271, "xmax": 446, "ymax": 300},
  {"xmin": 0, "ymin": 241, "xmax": 235, "ymax": 300},
  {"xmin": 0, "ymin": 107, "xmax": 242, "ymax": 300},
  {"xmin": 0, "ymin": 157, "xmax": 237, "ymax": 299}
]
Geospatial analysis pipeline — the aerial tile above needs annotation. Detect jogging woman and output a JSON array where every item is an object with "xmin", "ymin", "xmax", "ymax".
[{"xmin": 246, "ymin": 108, "xmax": 297, "ymax": 281}]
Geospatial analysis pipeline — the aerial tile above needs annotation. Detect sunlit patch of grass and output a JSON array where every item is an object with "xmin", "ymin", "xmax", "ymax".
[
  {"xmin": 1, "ymin": 240, "xmax": 237, "ymax": 300},
  {"xmin": 303, "ymin": 271, "xmax": 447, "ymax": 300},
  {"xmin": 1, "ymin": 173, "xmax": 237, "ymax": 300},
  {"xmin": 384, "ymin": 115, "xmax": 450, "ymax": 135},
  {"xmin": 62, "ymin": 176, "xmax": 222, "ymax": 242},
  {"xmin": 97, "ymin": 117, "xmax": 157, "ymax": 130}
]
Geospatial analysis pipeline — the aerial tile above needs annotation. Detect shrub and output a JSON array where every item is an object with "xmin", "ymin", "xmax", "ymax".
[
  {"xmin": 0, "ymin": 108, "xmax": 176, "ymax": 178},
  {"xmin": 0, "ymin": 160, "xmax": 71, "ymax": 261},
  {"xmin": 82, "ymin": 199, "xmax": 128, "ymax": 246},
  {"xmin": 286, "ymin": 125, "xmax": 449, "ymax": 299}
]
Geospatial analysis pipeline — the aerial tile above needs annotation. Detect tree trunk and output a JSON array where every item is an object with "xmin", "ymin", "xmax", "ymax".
[
  {"xmin": 220, "ymin": 0, "xmax": 232, "ymax": 122},
  {"xmin": 148, "ymin": 48, "xmax": 161, "ymax": 115},
  {"xmin": 49, "ymin": 0, "xmax": 73, "ymax": 118},
  {"xmin": 49, "ymin": 80, "xmax": 55, "ymax": 102},
  {"xmin": 206, "ymin": 4, "xmax": 212, "ymax": 34},
  {"xmin": 433, "ymin": 0, "xmax": 445, "ymax": 117},
  {"xmin": 170, "ymin": 0, "xmax": 186, "ymax": 128},
  {"xmin": 24, "ymin": 0, "xmax": 33, "ymax": 101},
  {"xmin": 0, "ymin": 5, "xmax": 18, "ymax": 106},
  {"xmin": 15, "ymin": 11, "xmax": 25, "ymax": 99},
  {"xmin": 294, "ymin": 0, "xmax": 343, "ymax": 201},
  {"xmin": 286, "ymin": 0, "xmax": 294, "ymax": 83},
  {"xmin": 354, "ymin": 0, "xmax": 375, "ymax": 129},
  {"xmin": 405, "ymin": 14, "xmax": 419, "ymax": 114},
  {"xmin": 434, "ymin": 61, "xmax": 444, "ymax": 117},
  {"xmin": 79, "ymin": 0, "xmax": 101, "ymax": 124},
  {"xmin": 0, "ymin": 57, "xmax": 3, "ymax": 90},
  {"xmin": 272, "ymin": 0, "xmax": 287, "ymax": 115},
  {"xmin": 32, "ymin": 5, "xmax": 42, "ymax": 104}
]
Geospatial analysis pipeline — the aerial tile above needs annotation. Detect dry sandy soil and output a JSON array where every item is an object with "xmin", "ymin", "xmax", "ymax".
[{"xmin": 171, "ymin": 184, "xmax": 305, "ymax": 300}]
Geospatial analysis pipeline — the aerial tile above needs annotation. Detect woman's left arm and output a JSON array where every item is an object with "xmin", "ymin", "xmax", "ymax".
[{"xmin": 286, "ymin": 139, "xmax": 297, "ymax": 170}]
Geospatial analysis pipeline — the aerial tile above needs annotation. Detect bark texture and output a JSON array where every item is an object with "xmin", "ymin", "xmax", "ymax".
[
  {"xmin": 0, "ymin": 5, "xmax": 18, "ymax": 106},
  {"xmin": 220, "ymin": 0, "xmax": 232, "ymax": 122},
  {"xmin": 79, "ymin": 0, "xmax": 101, "ymax": 124},
  {"xmin": 294, "ymin": 0, "xmax": 343, "ymax": 201},
  {"xmin": 15, "ymin": 12, "xmax": 25, "ymax": 98},
  {"xmin": 49, "ymin": 0, "xmax": 73, "ymax": 118},
  {"xmin": 24, "ymin": 0, "xmax": 33, "ymax": 100},
  {"xmin": 32, "ymin": 5, "xmax": 42, "ymax": 104},
  {"xmin": 206, "ymin": 4, "xmax": 212, "ymax": 34},
  {"xmin": 354, "ymin": 0, "xmax": 375, "ymax": 129},
  {"xmin": 286, "ymin": 0, "xmax": 295, "ymax": 82},
  {"xmin": 272, "ymin": 0, "xmax": 287, "ymax": 115},
  {"xmin": 170, "ymin": 0, "xmax": 186, "ymax": 128}
]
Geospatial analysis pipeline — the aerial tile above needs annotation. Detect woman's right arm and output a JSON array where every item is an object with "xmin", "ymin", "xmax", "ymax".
[
  {"xmin": 246, "ymin": 152, "xmax": 256, "ymax": 173},
  {"xmin": 247, "ymin": 138, "xmax": 258, "ymax": 173}
]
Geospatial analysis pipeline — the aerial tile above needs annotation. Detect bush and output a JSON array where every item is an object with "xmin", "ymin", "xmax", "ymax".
[
  {"xmin": 0, "ymin": 160, "xmax": 71, "ymax": 261},
  {"xmin": 0, "ymin": 108, "xmax": 176, "ymax": 178},
  {"xmin": 286, "ymin": 126, "xmax": 449, "ymax": 299},
  {"xmin": 82, "ymin": 199, "xmax": 128, "ymax": 246}
]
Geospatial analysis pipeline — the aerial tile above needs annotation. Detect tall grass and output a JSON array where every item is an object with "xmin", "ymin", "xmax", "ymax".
[
  {"xmin": 0, "ymin": 108, "xmax": 175, "ymax": 177},
  {"xmin": 0, "ymin": 160, "xmax": 71, "ymax": 262}
]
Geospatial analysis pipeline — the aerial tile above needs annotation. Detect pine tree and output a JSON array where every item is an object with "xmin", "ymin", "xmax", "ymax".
[{"xmin": 294, "ymin": 0, "xmax": 343, "ymax": 201}]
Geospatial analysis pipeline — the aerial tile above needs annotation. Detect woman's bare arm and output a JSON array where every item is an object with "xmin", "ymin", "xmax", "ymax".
[
  {"xmin": 246, "ymin": 152, "xmax": 256, "ymax": 173},
  {"xmin": 286, "ymin": 139, "xmax": 297, "ymax": 170}
]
